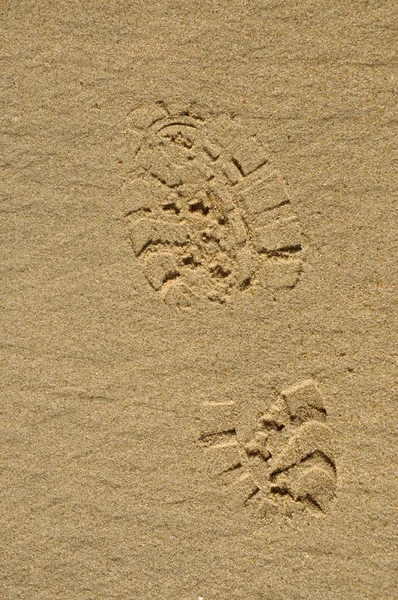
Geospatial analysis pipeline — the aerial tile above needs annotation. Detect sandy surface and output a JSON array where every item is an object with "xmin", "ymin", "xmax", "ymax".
[{"xmin": 1, "ymin": 1, "xmax": 397, "ymax": 598}]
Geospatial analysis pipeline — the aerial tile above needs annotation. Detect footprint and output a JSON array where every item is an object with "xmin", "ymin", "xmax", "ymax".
[
  {"xmin": 198, "ymin": 379, "xmax": 337, "ymax": 517},
  {"xmin": 122, "ymin": 102, "xmax": 304, "ymax": 307}
]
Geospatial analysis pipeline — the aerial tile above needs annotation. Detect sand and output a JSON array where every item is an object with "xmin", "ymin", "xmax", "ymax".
[{"xmin": 1, "ymin": 1, "xmax": 397, "ymax": 598}]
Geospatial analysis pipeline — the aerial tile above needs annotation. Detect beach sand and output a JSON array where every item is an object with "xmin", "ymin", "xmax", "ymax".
[{"xmin": 1, "ymin": 1, "xmax": 397, "ymax": 598}]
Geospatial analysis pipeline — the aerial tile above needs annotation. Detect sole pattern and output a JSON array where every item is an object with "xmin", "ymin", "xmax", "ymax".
[
  {"xmin": 198, "ymin": 379, "xmax": 337, "ymax": 517},
  {"xmin": 122, "ymin": 102, "xmax": 304, "ymax": 307}
]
